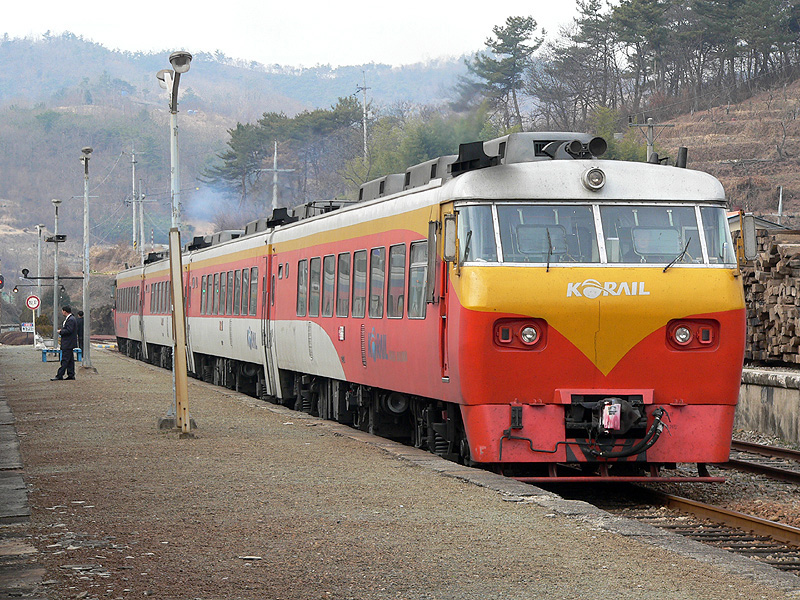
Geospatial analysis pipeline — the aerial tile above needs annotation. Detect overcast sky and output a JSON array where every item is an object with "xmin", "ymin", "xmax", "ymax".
[{"xmin": 5, "ymin": 1, "xmax": 579, "ymax": 67}]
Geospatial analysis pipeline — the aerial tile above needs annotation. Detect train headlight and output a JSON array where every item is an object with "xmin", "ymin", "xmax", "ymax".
[
  {"xmin": 582, "ymin": 168, "xmax": 606, "ymax": 191},
  {"xmin": 673, "ymin": 326, "xmax": 692, "ymax": 345},
  {"xmin": 520, "ymin": 326, "xmax": 539, "ymax": 345}
]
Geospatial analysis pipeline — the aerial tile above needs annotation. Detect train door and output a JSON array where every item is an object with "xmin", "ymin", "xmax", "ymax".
[
  {"xmin": 138, "ymin": 274, "xmax": 148, "ymax": 361},
  {"xmin": 261, "ymin": 236, "xmax": 281, "ymax": 398},
  {"xmin": 435, "ymin": 209, "xmax": 451, "ymax": 382},
  {"xmin": 184, "ymin": 261, "xmax": 196, "ymax": 374}
]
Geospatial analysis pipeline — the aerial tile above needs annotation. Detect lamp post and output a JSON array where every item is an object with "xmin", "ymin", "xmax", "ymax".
[
  {"xmin": 35, "ymin": 224, "xmax": 45, "ymax": 318},
  {"xmin": 157, "ymin": 50, "xmax": 192, "ymax": 230},
  {"xmin": 157, "ymin": 51, "xmax": 193, "ymax": 435},
  {"xmin": 51, "ymin": 198, "xmax": 61, "ymax": 343},
  {"xmin": 81, "ymin": 146, "xmax": 93, "ymax": 368}
]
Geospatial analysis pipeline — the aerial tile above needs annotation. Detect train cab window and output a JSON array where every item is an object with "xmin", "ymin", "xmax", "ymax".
[
  {"xmin": 497, "ymin": 204, "xmax": 599, "ymax": 263},
  {"xmin": 408, "ymin": 242, "xmax": 428, "ymax": 319},
  {"xmin": 249, "ymin": 267, "xmax": 258, "ymax": 316},
  {"xmin": 352, "ymin": 250, "xmax": 367, "ymax": 318},
  {"xmin": 701, "ymin": 206, "xmax": 736, "ymax": 265},
  {"xmin": 336, "ymin": 253, "xmax": 351, "ymax": 317},
  {"xmin": 369, "ymin": 247, "xmax": 386, "ymax": 318},
  {"xmin": 308, "ymin": 258, "xmax": 321, "ymax": 317},
  {"xmin": 457, "ymin": 205, "xmax": 497, "ymax": 263},
  {"xmin": 387, "ymin": 244, "xmax": 406, "ymax": 318},
  {"xmin": 233, "ymin": 271, "xmax": 241, "ymax": 316},
  {"xmin": 241, "ymin": 269, "xmax": 250, "ymax": 315},
  {"xmin": 600, "ymin": 205, "xmax": 700, "ymax": 264},
  {"xmin": 321, "ymin": 255, "xmax": 335, "ymax": 317}
]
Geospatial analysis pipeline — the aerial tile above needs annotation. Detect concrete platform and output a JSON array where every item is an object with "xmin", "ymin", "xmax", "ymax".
[{"xmin": 0, "ymin": 387, "xmax": 43, "ymax": 599}]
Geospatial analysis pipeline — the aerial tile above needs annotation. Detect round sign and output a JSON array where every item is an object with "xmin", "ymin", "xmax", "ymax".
[{"xmin": 26, "ymin": 295, "xmax": 40, "ymax": 310}]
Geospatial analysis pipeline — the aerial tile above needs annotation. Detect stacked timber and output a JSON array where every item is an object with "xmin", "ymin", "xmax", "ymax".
[{"xmin": 741, "ymin": 230, "xmax": 800, "ymax": 363}]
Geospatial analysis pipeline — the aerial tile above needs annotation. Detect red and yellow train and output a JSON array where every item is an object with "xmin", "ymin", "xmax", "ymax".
[{"xmin": 115, "ymin": 132, "xmax": 749, "ymax": 482}]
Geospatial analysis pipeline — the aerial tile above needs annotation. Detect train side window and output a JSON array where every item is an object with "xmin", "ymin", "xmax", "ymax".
[
  {"xmin": 309, "ymin": 257, "xmax": 321, "ymax": 318},
  {"xmin": 206, "ymin": 275, "xmax": 212, "ymax": 315},
  {"xmin": 226, "ymin": 271, "xmax": 234, "ymax": 316},
  {"xmin": 220, "ymin": 272, "xmax": 228, "ymax": 315},
  {"xmin": 241, "ymin": 269, "xmax": 250, "ymax": 315},
  {"xmin": 369, "ymin": 247, "xmax": 386, "ymax": 318},
  {"xmin": 387, "ymin": 244, "xmax": 406, "ymax": 319},
  {"xmin": 408, "ymin": 241, "xmax": 428, "ymax": 319},
  {"xmin": 249, "ymin": 267, "xmax": 258, "ymax": 316},
  {"xmin": 212, "ymin": 273, "xmax": 220, "ymax": 315},
  {"xmin": 336, "ymin": 253, "xmax": 351, "ymax": 317},
  {"xmin": 352, "ymin": 250, "xmax": 367, "ymax": 318},
  {"xmin": 321, "ymin": 255, "xmax": 335, "ymax": 317},
  {"xmin": 233, "ymin": 271, "xmax": 241, "ymax": 316},
  {"xmin": 200, "ymin": 275, "xmax": 207, "ymax": 315},
  {"xmin": 297, "ymin": 260, "xmax": 308, "ymax": 316},
  {"xmin": 285, "ymin": 263, "xmax": 289, "ymax": 278},
  {"xmin": 278, "ymin": 264, "xmax": 283, "ymax": 279}
]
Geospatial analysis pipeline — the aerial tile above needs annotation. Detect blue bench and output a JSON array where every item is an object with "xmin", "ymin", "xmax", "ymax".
[{"xmin": 41, "ymin": 348, "xmax": 82, "ymax": 362}]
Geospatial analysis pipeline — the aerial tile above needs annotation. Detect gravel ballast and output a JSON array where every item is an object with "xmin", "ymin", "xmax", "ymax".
[{"xmin": 2, "ymin": 345, "xmax": 799, "ymax": 600}]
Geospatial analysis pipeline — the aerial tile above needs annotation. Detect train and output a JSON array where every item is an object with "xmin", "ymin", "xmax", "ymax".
[{"xmin": 114, "ymin": 131, "xmax": 753, "ymax": 482}]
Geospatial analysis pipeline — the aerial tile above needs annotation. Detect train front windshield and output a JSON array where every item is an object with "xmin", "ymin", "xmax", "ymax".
[{"xmin": 456, "ymin": 203, "xmax": 735, "ymax": 266}]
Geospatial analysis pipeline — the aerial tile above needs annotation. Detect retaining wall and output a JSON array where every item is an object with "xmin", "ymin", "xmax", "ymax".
[{"xmin": 736, "ymin": 368, "xmax": 800, "ymax": 445}]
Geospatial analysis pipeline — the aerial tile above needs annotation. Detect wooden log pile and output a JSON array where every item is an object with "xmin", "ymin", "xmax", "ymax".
[{"xmin": 741, "ymin": 230, "xmax": 800, "ymax": 364}]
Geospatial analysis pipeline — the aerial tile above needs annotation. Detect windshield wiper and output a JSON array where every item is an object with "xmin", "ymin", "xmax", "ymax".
[
  {"xmin": 461, "ymin": 230, "xmax": 473, "ymax": 266},
  {"xmin": 546, "ymin": 228, "xmax": 553, "ymax": 272},
  {"xmin": 663, "ymin": 237, "xmax": 691, "ymax": 273}
]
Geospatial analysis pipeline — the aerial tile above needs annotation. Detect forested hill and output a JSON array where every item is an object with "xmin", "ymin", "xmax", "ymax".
[{"xmin": 0, "ymin": 34, "xmax": 465, "ymax": 121}]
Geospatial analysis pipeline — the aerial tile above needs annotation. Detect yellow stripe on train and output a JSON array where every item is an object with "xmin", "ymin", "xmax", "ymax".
[{"xmin": 454, "ymin": 266, "xmax": 744, "ymax": 376}]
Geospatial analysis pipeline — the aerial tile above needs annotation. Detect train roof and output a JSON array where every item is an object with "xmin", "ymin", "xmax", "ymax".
[{"xmin": 444, "ymin": 159, "xmax": 726, "ymax": 204}]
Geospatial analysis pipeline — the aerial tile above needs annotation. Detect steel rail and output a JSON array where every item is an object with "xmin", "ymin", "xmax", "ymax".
[
  {"xmin": 724, "ymin": 458, "xmax": 800, "ymax": 484},
  {"xmin": 731, "ymin": 440, "xmax": 800, "ymax": 462},
  {"xmin": 649, "ymin": 491, "xmax": 800, "ymax": 547}
]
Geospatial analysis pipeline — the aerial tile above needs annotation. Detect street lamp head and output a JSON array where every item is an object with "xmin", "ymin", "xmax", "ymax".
[
  {"xmin": 81, "ymin": 146, "xmax": 93, "ymax": 156},
  {"xmin": 156, "ymin": 68, "xmax": 172, "ymax": 90},
  {"xmin": 169, "ymin": 51, "xmax": 192, "ymax": 74},
  {"xmin": 52, "ymin": 198, "xmax": 61, "ymax": 207}
]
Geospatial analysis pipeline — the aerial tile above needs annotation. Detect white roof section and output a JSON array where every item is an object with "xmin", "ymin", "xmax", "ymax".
[{"xmin": 444, "ymin": 160, "xmax": 726, "ymax": 203}]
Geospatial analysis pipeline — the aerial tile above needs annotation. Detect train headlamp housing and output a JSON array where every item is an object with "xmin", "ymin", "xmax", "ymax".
[
  {"xmin": 667, "ymin": 319, "xmax": 720, "ymax": 351},
  {"xmin": 582, "ymin": 167, "xmax": 606, "ymax": 191},
  {"xmin": 494, "ymin": 319, "xmax": 547, "ymax": 350}
]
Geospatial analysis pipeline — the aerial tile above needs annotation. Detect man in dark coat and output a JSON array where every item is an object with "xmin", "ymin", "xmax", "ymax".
[{"xmin": 52, "ymin": 305, "xmax": 78, "ymax": 380}]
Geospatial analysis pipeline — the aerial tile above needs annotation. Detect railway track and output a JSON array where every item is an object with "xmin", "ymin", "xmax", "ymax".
[
  {"xmin": 725, "ymin": 440, "xmax": 800, "ymax": 484},
  {"xmin": 640, "ymin": 491, "xmax": 800, "ymax": 574}
]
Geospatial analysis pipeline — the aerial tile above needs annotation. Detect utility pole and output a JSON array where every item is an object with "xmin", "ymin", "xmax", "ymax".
[
  {"xmin": 81, "ymin": 147, "xmax": 93, "ymax": 369},
  {"xmin": 131, "ymin": 146, "xmax": 138, "ymax": 251},
  {"xmin": 356, "ymin": 72, "xmax": 369, "ymax": 159},
  {"xmin": 629, "ymin": 117, "xmax": 674, "ymax": 162},
  {"xmin": 258, "ymin": 141, "xmax": 295, "ymax": 211},
  {"xmin": 139, "ymin": 185, "xmax": 146, "ymax": 264},
  {"xmin": 36, "ymin": 224, "xmax": 45, "ymax": 317},
  {"xmin": 51, "ymin": 198, "xmax": 62, "ymax": 343}
]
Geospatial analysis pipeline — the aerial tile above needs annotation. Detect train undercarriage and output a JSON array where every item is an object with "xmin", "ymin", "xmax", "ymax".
[{"xmin": 116, "ymin": 337, "xmax": 723, "ymax": 483}]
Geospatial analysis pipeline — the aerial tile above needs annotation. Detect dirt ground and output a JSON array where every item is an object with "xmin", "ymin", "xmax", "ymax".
[{"xmin": 1, "ymin": 344, "xmax": 799, "ymax": 600}]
